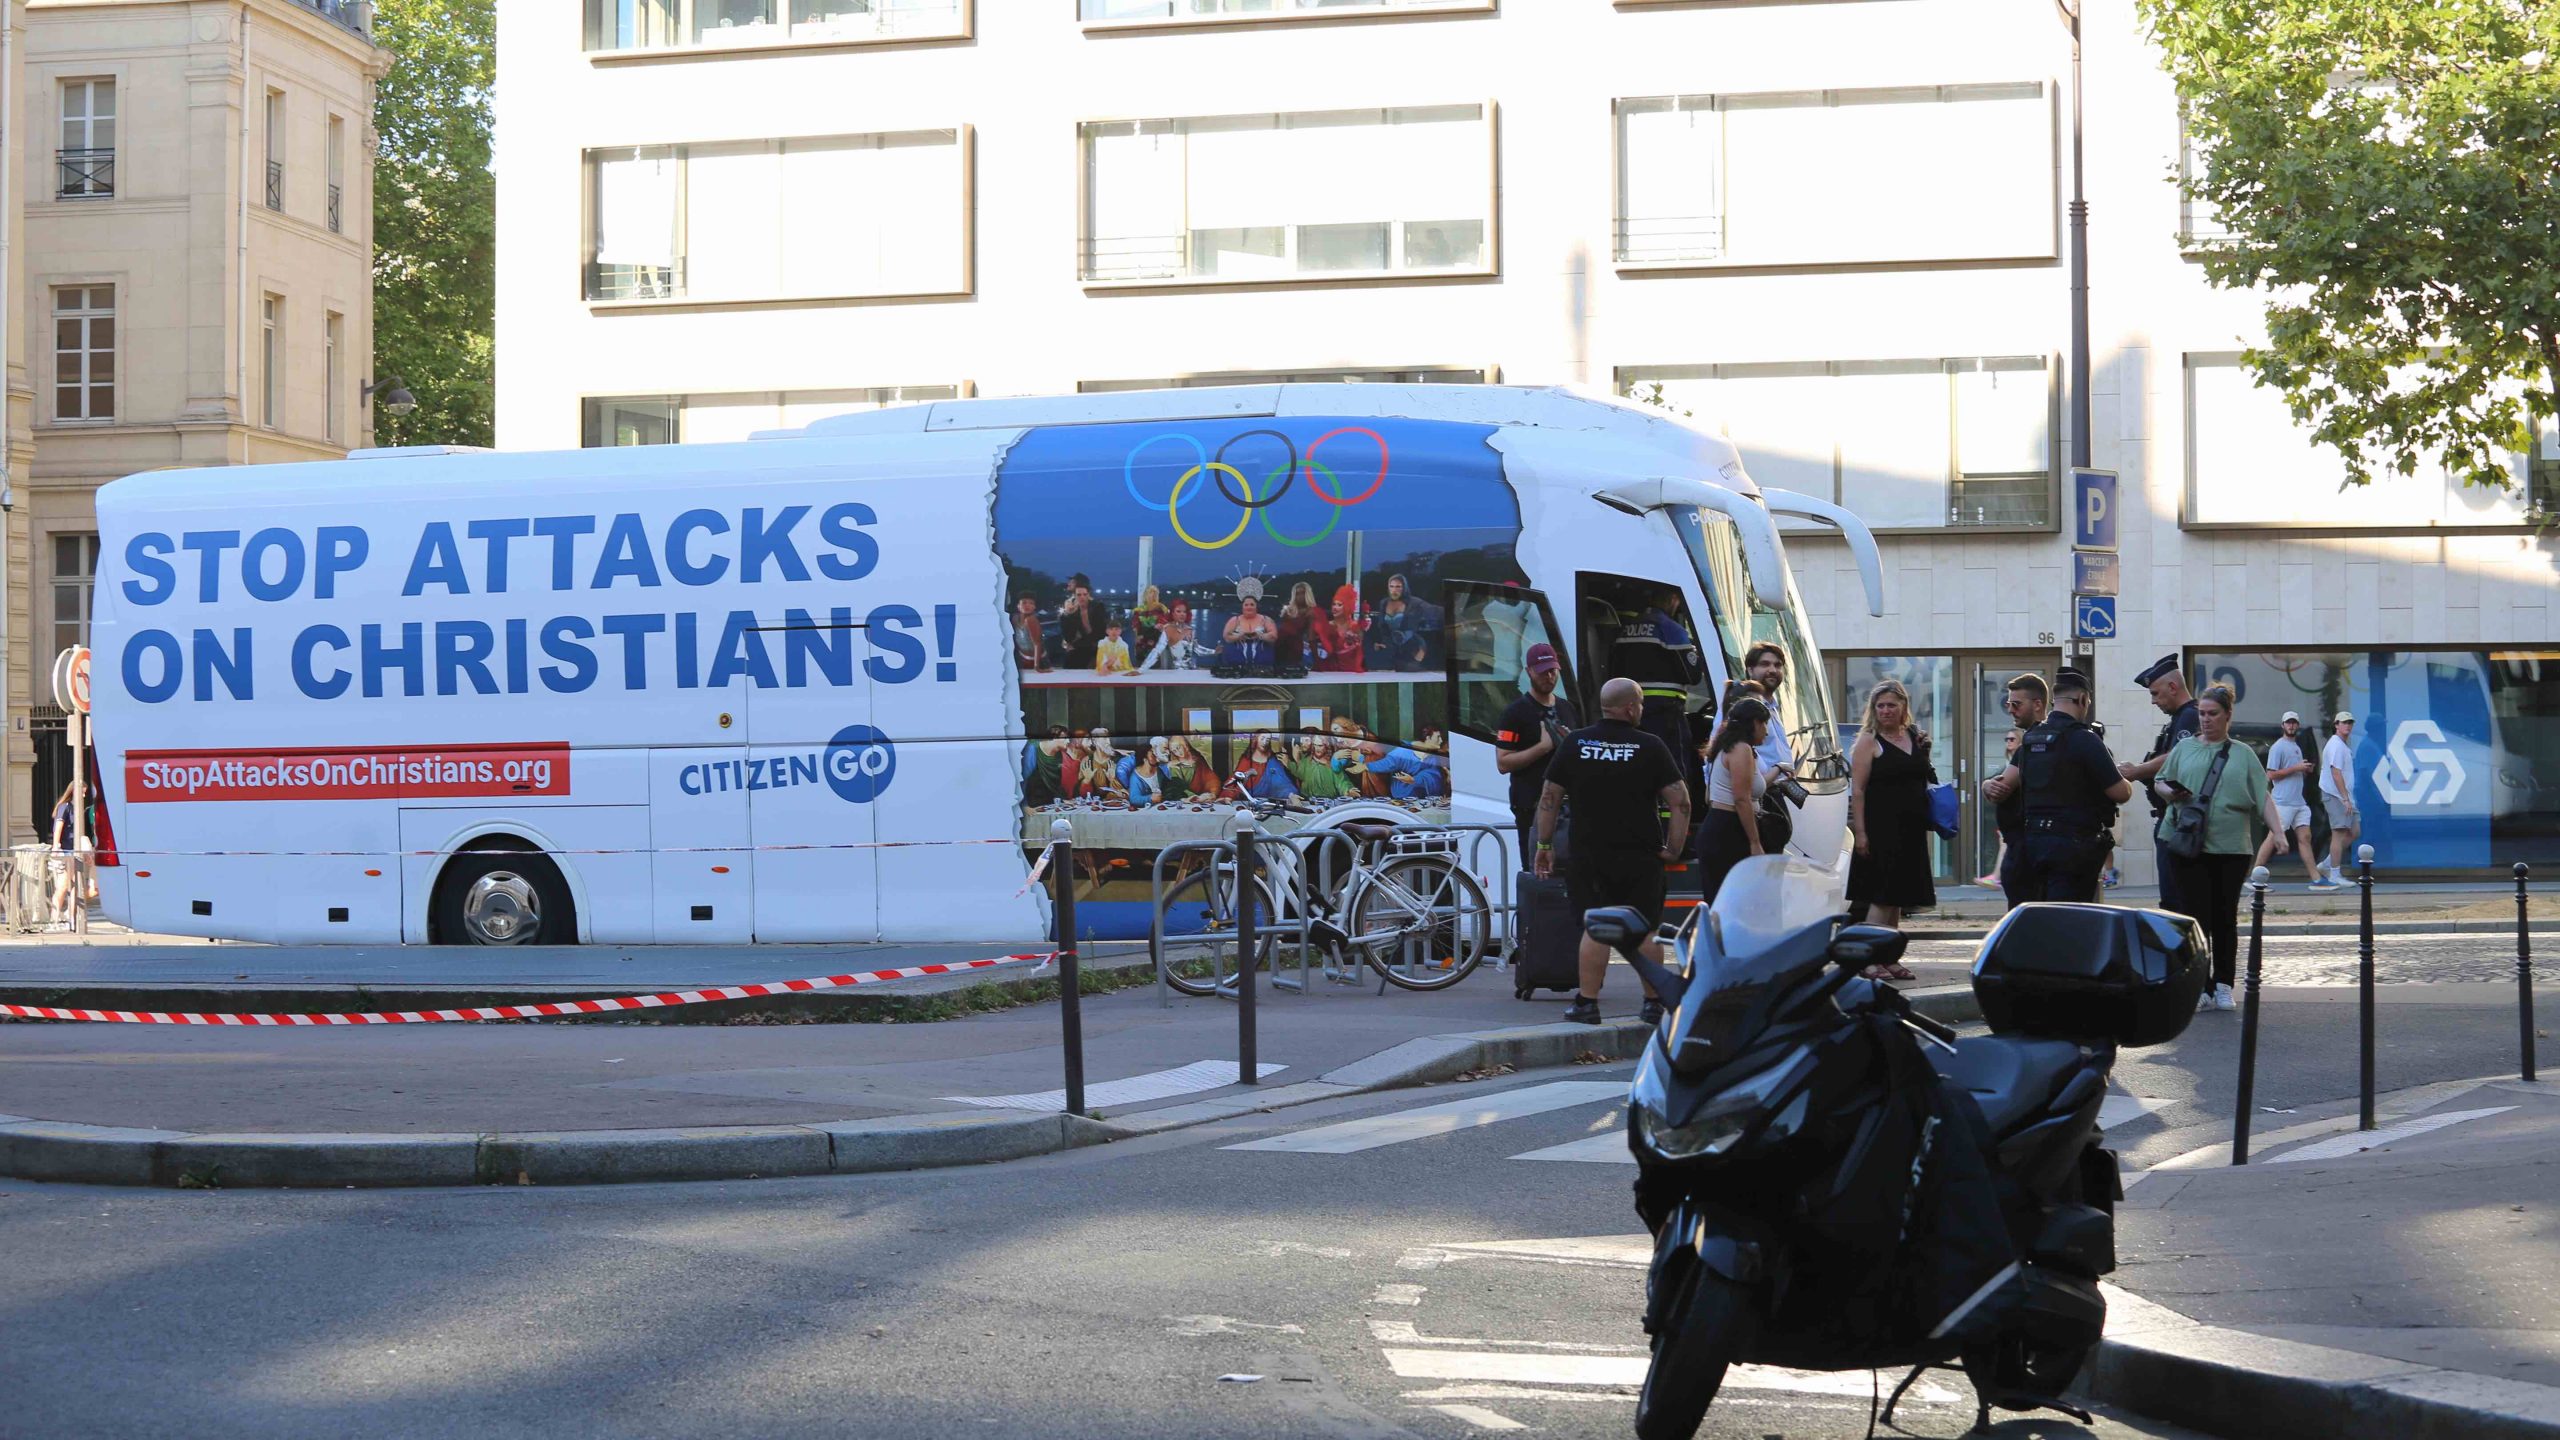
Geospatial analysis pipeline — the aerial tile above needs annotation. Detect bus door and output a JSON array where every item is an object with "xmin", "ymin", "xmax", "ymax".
[
  {"xmin": 647, "ymin": 667, "xmax": 763, "ymax": 944},
  {"xmin": 1444, "ymin": 580, "xmax": 1573, "ymax": 838},
  {"xmin": 744, "ymin": 615, "xmax": 879, "ymax": 943}
]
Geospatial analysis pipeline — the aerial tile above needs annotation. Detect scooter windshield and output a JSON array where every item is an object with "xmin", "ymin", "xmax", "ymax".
[{"xmin": 1666, "ymin": 856, "xmax": 1841, "ymax": 1067}]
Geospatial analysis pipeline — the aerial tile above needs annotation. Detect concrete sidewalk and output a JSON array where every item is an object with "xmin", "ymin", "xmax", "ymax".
[
  {"xmin": 2094, "ymin": 1074, "xmax": 2560, "ymax": 1439},
  {"xmin": 1910, "ymin": 878, "xmax": 2554, "ymax": 939}
]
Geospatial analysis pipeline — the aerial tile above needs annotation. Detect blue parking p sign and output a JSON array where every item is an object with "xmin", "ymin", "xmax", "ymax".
[
  {"xmin": 2071, "ymin": 469, "xmax": 2118, "ymax": 551},
  {"xmin": 2073, "ymin": 595, "xmax": 2117, "ymax": 640}
]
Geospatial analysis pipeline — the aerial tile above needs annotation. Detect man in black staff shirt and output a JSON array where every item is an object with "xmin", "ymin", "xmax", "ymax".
[
  {"xmin": 1494, "ymin": 642, "xmax": 1579, "ymax": 862},
  {"xmin": 2118, "ymin": 654, "xmax": 2200, "ymax": 912},
  {"xmin": 1982, "ymin": 670, "xmax": 2132, "ymax": 903},
  {"xmin": 1534, "ymin": 677, "xmax": 1689, "ymax": 1026}
]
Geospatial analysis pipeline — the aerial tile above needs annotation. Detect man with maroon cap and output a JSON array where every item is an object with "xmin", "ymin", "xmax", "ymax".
[{"xmin": 1495, "ymin": 642, "xmax": 1579, "ymax": 861}]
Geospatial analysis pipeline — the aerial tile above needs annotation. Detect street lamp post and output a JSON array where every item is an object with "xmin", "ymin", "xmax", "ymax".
[
  {"xmin": 360, "ymin": 376, "xmax": 419, "ymax": 418},
  {"xmin": 2057, "ymin": 0, "xmax": 2092, "ymax": 472}
]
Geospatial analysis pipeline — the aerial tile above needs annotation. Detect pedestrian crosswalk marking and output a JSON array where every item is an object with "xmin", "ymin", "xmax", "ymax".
[
  {"xmin": 1222, "ymin": 1080, "xmax": 1625, "ymax": 1154},
  {"xmin": 1423, "ymin": 1235, "xmax": 1652, "ymax": 1269},
  {"xmin": 946, "ymin": 1059, "xmax": 1283, "ymax": 1111},
  {"xmin": 2100, "ymin": 1094, "xmax": 2169, "ymax": 1129},
  {"xmin": 2270, "ymin": 1105, "xmax": 2515, "ymax": 1163},
  {"xmin": 1509, "ymin": 1132, "xmax": 1634, "ymax": 1165},
  {"xmin": 1384, "ymin": 1349, "xmax": 1960, "ymax": 1402}
]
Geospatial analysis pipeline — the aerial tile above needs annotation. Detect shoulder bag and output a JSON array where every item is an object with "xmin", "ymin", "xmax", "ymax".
[{"xmin": 2163, "ymin": 741, "xmax": 2234, "ymax": 861}]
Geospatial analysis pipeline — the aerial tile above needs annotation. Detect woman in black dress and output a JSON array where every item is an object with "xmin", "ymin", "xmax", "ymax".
[{"xmin": 1848, "ymin": 680, "xmax": 1934, "ymax": 972}]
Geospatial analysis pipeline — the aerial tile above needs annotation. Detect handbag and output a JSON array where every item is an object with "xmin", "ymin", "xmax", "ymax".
[
  {"xmin": 1756, "ymin": 781, "xmax": 1797, "ymax": 854},
  {"xmin": 2163, "ymin": 742, "xmax": 2234, "ymax": 861}
]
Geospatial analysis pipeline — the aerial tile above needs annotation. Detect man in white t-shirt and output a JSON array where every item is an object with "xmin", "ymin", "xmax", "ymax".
[
  {"xmin": 2256, "ymin": 711, "xmax": 2331, "ymax": 887},
  {"xmin": 2320, "ymin": 712, "xmax": 2362, "ymax": 883}
]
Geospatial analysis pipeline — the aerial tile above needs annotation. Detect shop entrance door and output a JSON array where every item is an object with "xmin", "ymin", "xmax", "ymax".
[{"xmin": 1828, "ymin": 651, "xmax": 2058, "ymax": 891}]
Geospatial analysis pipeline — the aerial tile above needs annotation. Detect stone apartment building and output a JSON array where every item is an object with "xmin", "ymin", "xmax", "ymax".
[{"xmin": 6, "ymin": 0, "xmax": 386, "ymax": 841}]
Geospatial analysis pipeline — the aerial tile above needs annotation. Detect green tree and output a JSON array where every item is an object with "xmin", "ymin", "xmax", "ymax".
[
  {"xmin": 369, "ymin": 0, "xmax": 493, "ymax": 448},
  {"xmin": 2138, "ymin": 0, "xmax": 2560, "ymax": 494}
]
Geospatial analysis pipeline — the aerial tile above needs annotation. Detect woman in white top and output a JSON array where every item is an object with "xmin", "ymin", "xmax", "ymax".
[{"xmin": 1691, "ymin": 696, "xmax": 1773, "ymax": 907}]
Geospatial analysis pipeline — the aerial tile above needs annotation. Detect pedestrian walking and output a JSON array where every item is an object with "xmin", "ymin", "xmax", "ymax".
[
  {"xmin": 1982, "ymin": 670, "xmax": 2132, "ymax": 905},
  {"xmin": 1533, "ymin": 677, "xmax": 1688, "ymax": 1026},
  {"xmin": 1493, "ymin": 642, "xmax": 1579, "ymax": 862},
  {"xmin": 2152, "ymin": 684, "xmax": 2282, "ymax": 1012},
  {"xmin": 1845, "ymin": 680, "xmax": 1932, "ymax": 967},
  {"xmin": 2120, "ymin": 654, "xmax": 2201, "ymax": 911},
  {"xmin": 2255, "ymin": 710, "xmax": 2333, "ymax": 888},
  {"xmin": 46, "ymin": 781, "xmax": 78, "ymax": 930},
  {"xmin": 2320, "ymin": 712, "xmax": 2362, "ymax": 883},
  {"xmin": 1692, "ymin": 695, "xmax": 1774, "ymax": 906}
]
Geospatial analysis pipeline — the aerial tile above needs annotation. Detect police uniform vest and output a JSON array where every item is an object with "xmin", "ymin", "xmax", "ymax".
[
  {"xmin": 1610, "ymin": 609, "xmax": 1703, "ymax": 701},
  {"xmin": 2019, "ymin": 712, "xmax": 2110, "ymax": 834}
]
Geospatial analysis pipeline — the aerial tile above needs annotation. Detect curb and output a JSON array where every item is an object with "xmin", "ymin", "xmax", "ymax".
[
  {"xmin": 0, "ymin": 982, "xmax": 1983, "ymax": 1189},
  {"xmin": 2089, "ymin": 1284, "xmax": 2560, "ymax": 1440}
]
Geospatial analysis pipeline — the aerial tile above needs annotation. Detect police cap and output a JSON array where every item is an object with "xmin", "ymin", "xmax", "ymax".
[{"xmin": 2132, "ymin": 653, "xmax": 2182, "ymax": 689}]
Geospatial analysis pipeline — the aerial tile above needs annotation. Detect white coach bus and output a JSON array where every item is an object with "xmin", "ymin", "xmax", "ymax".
[{"xmin": 86, "ymin": 386, "xmax": 1885, "ymax": 946}]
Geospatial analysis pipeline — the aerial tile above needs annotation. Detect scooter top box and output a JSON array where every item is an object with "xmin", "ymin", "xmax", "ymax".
[{"xmin": 1971, "ymin": 903, "xmax": 2207, "ymax": 1047}]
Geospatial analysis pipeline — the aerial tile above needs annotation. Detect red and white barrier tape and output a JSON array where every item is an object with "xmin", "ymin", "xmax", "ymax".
[{"xmin": 0, "ymin": 951, "xmax": 1057, "ymax": 1027}]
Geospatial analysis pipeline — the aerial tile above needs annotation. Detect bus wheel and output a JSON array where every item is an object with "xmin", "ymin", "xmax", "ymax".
[{"xmin": 434, "ymin": 848, "xmax": 575, "ymax": 946}]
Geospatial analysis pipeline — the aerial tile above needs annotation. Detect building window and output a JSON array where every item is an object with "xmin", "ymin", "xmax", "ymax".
[
  {"xmin": 1614, "ymin": 84, "xmax": 2052, "ymax": 268},
  {"xmin": 265, "ymin": 89, "xmax": 286, "ymax": 211},
  {"xmin": 1079, "ymin": 367, "xmax": 1486, "ymax": 392},
  {"xmin": 52, "ymin": 534, "xmax": 101, "ymax": 657},
  {"xmin": 1080, "ymin": 105, "xmax": 1493, "ymax": 284},
  {"xmin": 1081, "ymin": 0, "xmax": 1491, "ymax": 24},
  {"xmin": 584, "ymin": 130, "xmax": 968, "ymax": 303},
  {"xmin": 58, "ymin": 79, "xmax": 116, "ymax": 198},
  {"xmin": 326, "ymin": 114, "xmax": 346, "ymax": 233},
  {"xmin": 581, "ymin": 385, "xmax": 959, "ymax": 445},
  {"xmin": 583, "ymin": 0, "xmax": 967, "ymax": 52},
  {"xmin": 1622, "ymin": 356, "xmax": 2056, "ymax": 530},
  {"xmin": 52, "ymin": 286, "xmax": 115, "ymax": 422},
  {"xmin": 2184, "ymin": 355, "xmax": 2535, "ymax": 528},
  {"xmin": 2176, "ymin": 123, "xmax": 2227, "ymax": 247},
  {"xmin": 325, "ymin": 311, "xmax": 344, "ymax": 442},
  {"xmin": 262, "ymin": 294, "xmax": 283, "ymax": 428}
]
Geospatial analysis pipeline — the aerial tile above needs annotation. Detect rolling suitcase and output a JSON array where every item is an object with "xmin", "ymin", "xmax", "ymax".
[{"xmin": 1512, "ymin": 870, "xmax": 1583, "ymax": 999}]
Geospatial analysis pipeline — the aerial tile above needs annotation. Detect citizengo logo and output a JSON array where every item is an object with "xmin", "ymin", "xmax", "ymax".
[
  {"xmin": 2373, "ymin": 719, "xmax": 2466, "ymax": 806},
  {"xmin": 676, "ymin": 724, "xmax": 898, "ymax": 804},
  {"xmin": 127, "ymin": 744, "xmax": 570, "ymax": 803}
]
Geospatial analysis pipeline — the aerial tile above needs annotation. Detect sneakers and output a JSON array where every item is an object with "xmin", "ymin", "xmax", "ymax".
[
  {"xmin": 2309, "ymin": 879, "xmax": 2343, "ymax": 892},
  {"xmin": 2198, "ymin": 983, "xmax": 2236, "ymax": 1012},
  {"xmin": 1640, "ymin": 998, "xmax": 1665, "ymax": 1027},
  {"xmin": 1563, "ymin": 996, "xmax": 1603, "ymax": 1025}
]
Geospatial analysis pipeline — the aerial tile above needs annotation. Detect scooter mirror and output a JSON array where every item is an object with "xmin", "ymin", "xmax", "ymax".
[
  {"xmin": 1582, "ymin": 905, "xmax": 1650, "ymax": 952},
  {"xmin": 1827, "ymin": 923, "xmax": 1908, "ymax": 971}
]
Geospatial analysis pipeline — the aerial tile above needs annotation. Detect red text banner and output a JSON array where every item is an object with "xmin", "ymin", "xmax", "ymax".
[{"xmin": 126, "ymin": 743, "xmax": 572, "ymax": 803}]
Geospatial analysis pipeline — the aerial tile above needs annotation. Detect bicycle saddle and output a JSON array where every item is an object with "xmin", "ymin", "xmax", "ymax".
[{"xmin": 1337, "ymin": 820, "xmax": 1401, "ymax": 846}]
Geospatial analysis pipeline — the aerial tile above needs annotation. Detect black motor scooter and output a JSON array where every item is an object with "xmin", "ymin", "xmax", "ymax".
[{"xmin": 1584, "ymin": 892, "xmax": 2204, "ymax": 1440}]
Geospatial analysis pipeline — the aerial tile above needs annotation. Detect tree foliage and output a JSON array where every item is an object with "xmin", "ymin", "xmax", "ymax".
[
  {"xmin": 370, "ymin": 0, "xmax": 494, "ymax": 448},
  {"xmin": 2138, "ymin": 0, "xmax": 2560, "ymax": 492}
]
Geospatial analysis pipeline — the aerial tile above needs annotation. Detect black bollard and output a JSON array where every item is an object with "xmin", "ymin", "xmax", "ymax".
[
  {"xmin": 1049, "ymin": 819, "xmax": 1085, "ymax": 1118},
  {"xmin": 2358, "ymin": 843, "xmax": 2376, "ymax": 1131},
  {"xmin": 2520, "ymin": 863, "xmax": 2537, "ymax": 1084},
  {"xmin": 1234, "ymin": 810, "xmax": 1259, "ymax": 1087},
  {"xmin": 2233, "ymin": 866, "xmax": 2270, "ymax": 1164}
]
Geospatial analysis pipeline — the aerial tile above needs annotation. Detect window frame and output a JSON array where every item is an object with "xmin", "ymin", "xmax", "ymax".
[
  {"xmin": 1076, "ymin": 101, "xmax": 1501, "ymax": 292},
  {"xmin": 2179, "ymin": 352, "xmax": 2544, "ymax": 535},
  {"xmin": 580, "ymin": 383, "xmax": 972, "ymax": 445},
  {"xmin": 50, "ymin": 284, "xmax": 116, "ymax": 424},
  {"xmin": 583, "ymin": 0, "xmax": 974, "ymax": 61},
  {"xmin": 1610, "ymin": 82, "xmax": 2058, "ymax": 275},
  {"xmin": 326, "ymin": 112, "xmax": 347, "ymax": 234},
  {"xmin": 1077, "ymin": 0, "xmax": 1494, "ymax": 36},
  {"xmin": 50, "ymin": 532, "xmax": 102, "ymax": 659},
  {"xmin": 324, "ymin": 310, "xmax": 344, "ymax": 443},
  {"xmin": 264, "ymin": 88, "xmax": 286, "ymax": 213},
  {"xmin": 581, "ymin": 126, "xmax": 976, "ymax": 309},
  {"xmin": 261, "ymin": 293, "xmax": 284, "ymax": 429},
  {"xmin": 1077, "ymin": 365, "xmax": 1494, "ymax": 393},
  {"xmin": 58, "ymin": 77, "xmax": 117, "ymax": 200},
  {"xmin": 1614, "ymin": 354, "xmax": 2062, "ymax": 536},
  {"xmin": 1442, "ymin": 580, "xmax": 1572, "ymax": 748}
]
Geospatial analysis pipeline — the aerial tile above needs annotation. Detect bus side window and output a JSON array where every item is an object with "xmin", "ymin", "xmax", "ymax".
[{"xmin": 1443, "ymin": 582, "xmax": 1569, "ymax": 744}]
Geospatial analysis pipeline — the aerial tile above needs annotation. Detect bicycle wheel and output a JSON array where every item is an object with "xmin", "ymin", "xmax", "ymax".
[
  {"xmin": 1155, "ymin": 863, "xmax": 1284, "ymax": 998},
  {"xmin": 1350, "ymin": 853, "xmax": 1493, "ymax": 992}
]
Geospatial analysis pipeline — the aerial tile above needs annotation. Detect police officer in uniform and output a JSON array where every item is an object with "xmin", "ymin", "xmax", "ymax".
[
  {"xmin": 1608, "ymin": 587, "xmax": 1709, "ymax": 841},
  {"xmin": 2119, "ymin": 654, "xmax": 2201, "ymax": 913},
  {"xmin": 1982, "ymin": 669, "xmax": 2131, "ymax": 903}
]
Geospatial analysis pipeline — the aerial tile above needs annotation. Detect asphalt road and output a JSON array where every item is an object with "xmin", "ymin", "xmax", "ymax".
[{"xmin": 0, "ymin": 1063, "xmax": 2213, "ymax": 1440}]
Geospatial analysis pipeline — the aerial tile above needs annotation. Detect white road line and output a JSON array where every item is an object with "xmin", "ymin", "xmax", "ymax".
[
  {"xmin": 1510, "ymin": 1132, "xmax": 1635, "ymax": 1164},
  {"xmin": 946, "ymin": 1059, "xmax": 1283, "ymax": 1111},
  {"xmin": 1384, "ymin": 1351, "xmax": 1957, "ymax": 1401},
  {"xmin": 1424, "ymin": 1235, "xmax": 1653, "ymax": 1269},
  {"xmin": 2099, "ymin": 1094, "xmax": 2170, "ymax": 1129},
  {"xmin": 1420, "ymin": 1403, "xmax": 1527, "ymax": 1431},
  {"xmin": 2269, "ymin": 1105, "xmax": 2516, "ymax": 1163},
  {"xmin": 1223, "ymin": 1081, "xmax": 1626, "ymax": 1154}
]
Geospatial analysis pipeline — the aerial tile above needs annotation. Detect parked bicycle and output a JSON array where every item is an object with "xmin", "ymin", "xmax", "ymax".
[{"xmin": 1156, "ymin": 811, "xmax": 1495, "ymax": 997}]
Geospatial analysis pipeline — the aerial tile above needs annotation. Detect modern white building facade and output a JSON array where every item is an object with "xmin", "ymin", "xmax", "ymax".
[{"xmin": 494, "ymin": 0, "xmax": 2559, "ymax": 881}]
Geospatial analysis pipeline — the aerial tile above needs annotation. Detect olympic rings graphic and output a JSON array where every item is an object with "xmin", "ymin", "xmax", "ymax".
[
  {"xmin": 1168, "ymin": 463, "xmax": 1255, "ymax": 549},
  {"xmin": 1211, "ymin": 430, "xmax": 1298, "ymax": 509},
  {"xmin": 1126, "ymin": 425, "xmax": 1394, "ymax": 550}
]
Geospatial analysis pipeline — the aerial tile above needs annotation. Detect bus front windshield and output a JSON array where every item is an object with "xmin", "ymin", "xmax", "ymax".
[{"xmin": 1674, "ymin": 504, "xmax": 1846, "ymax": 790}]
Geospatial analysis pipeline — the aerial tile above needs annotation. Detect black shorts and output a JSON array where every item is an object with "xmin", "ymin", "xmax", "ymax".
[{"xmin": 1567, "ymin": 849, "xmax": 1668, "ymax": 932}]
